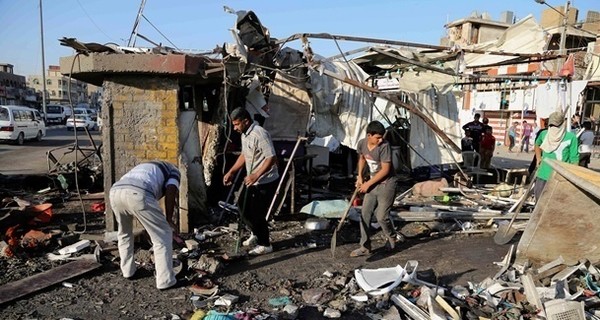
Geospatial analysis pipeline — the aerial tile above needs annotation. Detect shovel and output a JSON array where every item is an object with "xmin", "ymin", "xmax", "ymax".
[
  {"xmin": 494, "ymin": 172, "xmax": 536, "ymax": 245},
  {"xmin": 330, "ymin": 187, "xmax": 360, "ymax": 258}
]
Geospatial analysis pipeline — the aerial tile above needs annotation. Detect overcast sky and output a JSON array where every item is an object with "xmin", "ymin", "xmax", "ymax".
[{"xmin": 0, "ymin": 0, "xmax": 597, "ymax": 76}]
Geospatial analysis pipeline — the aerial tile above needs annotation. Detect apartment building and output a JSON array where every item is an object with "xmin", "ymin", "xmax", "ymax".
[{"xmin": 28, "ymin": 65, "xmax": 89, "ymax": 105}]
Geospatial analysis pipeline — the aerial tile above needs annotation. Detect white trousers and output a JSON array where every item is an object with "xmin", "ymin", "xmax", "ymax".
[{"xmin": 109, "ymin": 188, "xmax": 176, "ymax": 289}]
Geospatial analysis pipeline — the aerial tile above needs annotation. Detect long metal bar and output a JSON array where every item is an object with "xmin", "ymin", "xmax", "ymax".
[
  {"xmin": 265, "ymin": 136, "xmax": 307, "ymax": 221},
  {"xmin": 280, "ymin": 32, "xmax": 548, "ymax": 58},
  {"xmin": 39, "ymin": 0, "xmax": 47, "ymax": 122},
  {"xmin": 370, "ymin": 47, "xmax": 456, "ymax": 76}
]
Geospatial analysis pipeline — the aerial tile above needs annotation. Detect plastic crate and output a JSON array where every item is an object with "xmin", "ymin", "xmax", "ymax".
[{"xmin": 544, "ymin": 299, "xmax": 585, "ymax": 320}]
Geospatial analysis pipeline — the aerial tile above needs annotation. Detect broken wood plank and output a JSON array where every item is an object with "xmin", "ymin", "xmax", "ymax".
[{"xmin": 0, "ymin": 259, "xmax": 101, "ymax": 305}]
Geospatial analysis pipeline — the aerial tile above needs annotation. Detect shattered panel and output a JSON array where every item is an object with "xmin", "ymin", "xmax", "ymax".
[{"xmin": 263, "ymin": 73, "xmax": 311, "ymax": 141}]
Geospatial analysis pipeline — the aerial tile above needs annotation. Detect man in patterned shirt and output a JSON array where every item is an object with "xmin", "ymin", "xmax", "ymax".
[{"xmin": 223, "ymin": 107, "xmax": 279, "ymax": 256}]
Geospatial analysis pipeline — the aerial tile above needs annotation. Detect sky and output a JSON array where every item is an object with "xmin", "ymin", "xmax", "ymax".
[{"xmin": 0, "ymin": 0, "xmax": 598, "ymax": 77}]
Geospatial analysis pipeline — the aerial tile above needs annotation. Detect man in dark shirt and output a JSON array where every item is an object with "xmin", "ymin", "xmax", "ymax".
[{"xmin": 462, "ymin": 113, "xmax": 484, "ymax": 152}]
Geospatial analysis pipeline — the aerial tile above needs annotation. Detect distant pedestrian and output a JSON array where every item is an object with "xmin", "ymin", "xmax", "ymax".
[
  {"xmin": 109, "ymin": 161, "xmax": 181, "ymax": 290},
  {"xmin": 482, "ymin": 117, "xmax": 493, "ymax": 133},
  {"xmin": 578, "ymin": 121, "xmax": 595, "ymax": 168},
  {"xmin": 508, "ymin": 122, "xmax": 518, "ymax": 152},
  {"xmin": 461, "ymin": 129, "xmax": 474, "ymax": 152},
  {"xmin": 534, "ymin": 111, "xmax": 579, "ymax": 201},
  {"xmin": 520, "ymin": 120, "xmax": 532, "ymax": 153},
  {"xmin": 462, "ymin": 113, "xmax": 484, "ymax": 152},
  {"xmin": 479, "ymin": 126, "xmax": 496, "ymax": 169}
]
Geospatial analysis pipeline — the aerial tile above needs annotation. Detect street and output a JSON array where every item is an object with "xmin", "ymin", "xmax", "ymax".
[{"xmin": 0, "ymin": 126, "xmax": 101, "ymax": 175}]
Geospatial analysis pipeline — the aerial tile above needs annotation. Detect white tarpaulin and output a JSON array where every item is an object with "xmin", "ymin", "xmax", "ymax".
[
  {"xmin": 308, "ymin": 59, "xmax": 373, "ymax": 149},
  {"xmin": 407, "ymin": 88, "xmax": 463, "ymax": 168},
  {"xmin": 534, "ymin": 80, "xmax": 588, "ymax": 119}
]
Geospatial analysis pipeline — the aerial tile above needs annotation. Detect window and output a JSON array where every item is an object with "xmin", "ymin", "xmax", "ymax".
[
  {"xmin": 0, "ymin": 107, "xmax": 9, "ymax": 121},
  {"xmin": 500, "ymin": 91, "xmax": 510, "ymax": 110},
  {"xmin": 47, "ymin": 79, "xmax": 52, "ymax": 85},
  {"xmin": 58, "ymin": 80, "xmax": 62, "ymax": 86},
  {"xmin": 33, "ymin": 79, "xmax": 39, "ymax": 85},
  {"xmin": 51, "ymin": 90, "xmax": 56, "ymax": 96}
]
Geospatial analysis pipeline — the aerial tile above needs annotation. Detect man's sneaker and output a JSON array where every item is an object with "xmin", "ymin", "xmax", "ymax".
[
  {"xmin": 242, "ymin": 234, "xmax": 258, "ymax": 247},
  {"xmin": 248, "ymin": 245, "xmax": 273, "ymax": 256}
]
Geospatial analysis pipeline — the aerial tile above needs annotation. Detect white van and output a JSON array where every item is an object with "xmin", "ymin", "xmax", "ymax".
[
  {"xmin": 0, "ymin": 105, "xmax": 46, "ymax": 145},
  {"xmin": 45, "ymin": 104, "xmax": 68, "ymax": 124}
]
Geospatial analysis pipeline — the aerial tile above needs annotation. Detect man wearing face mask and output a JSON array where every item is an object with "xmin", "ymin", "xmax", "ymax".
[{"xmin": 533, "ymin": 110, "xmax": 579, "ymax": 201}]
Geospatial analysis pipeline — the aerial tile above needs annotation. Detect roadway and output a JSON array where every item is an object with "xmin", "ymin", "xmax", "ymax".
[{"xmin": 0, "ymin": 126, "xmax": 102, "ymax": 175}]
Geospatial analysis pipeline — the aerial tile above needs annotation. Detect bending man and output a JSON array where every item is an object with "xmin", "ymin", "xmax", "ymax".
[{"xmin": 109, "ymin": 161, "xmax": 180, "ymax": 290}]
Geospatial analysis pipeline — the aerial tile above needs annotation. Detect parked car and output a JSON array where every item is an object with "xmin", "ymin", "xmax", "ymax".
[
  {"xmin": 66, "ymin": 115, "xmax": 97, "ymax": 131},
  {"xmin": 0, "ymin": 105, "xmax": 46, "ymax": 144},
  {"xmin": 73, "ymin": 107, "xmax": 96, "ymax": 121},
  {"xmin": 44, "ymin": 104, "xmax": 68, "ymax": 125}
]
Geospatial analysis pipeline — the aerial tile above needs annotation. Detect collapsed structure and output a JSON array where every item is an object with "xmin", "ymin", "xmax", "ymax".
[{"xmin": 57, "ymin": 7, "xmax": 598, "ymax": 233}]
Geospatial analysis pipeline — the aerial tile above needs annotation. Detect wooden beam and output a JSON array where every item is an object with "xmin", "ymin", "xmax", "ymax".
[{"xmin": 0, "ymin": 259, "xmax": 101, "ymax": 305}]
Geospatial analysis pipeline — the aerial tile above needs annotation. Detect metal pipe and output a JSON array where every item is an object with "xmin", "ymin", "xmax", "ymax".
[
  {"xmin": 265, "ymin": 136, "xmax": 307, "ymax": 221},
  {"xmin": 39, "ymin": 0, "xmax": 47, "ymax": 122}
]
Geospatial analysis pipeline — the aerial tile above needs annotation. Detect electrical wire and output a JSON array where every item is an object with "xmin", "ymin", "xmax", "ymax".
[
  {"xmin": 76, "ymin": 0, "xmax": 117, "ymax": 43},
  {"xmin": 140, "ymin": 14, "xmax": 180, "ymax": 50},
  {"xmin": 67, "ymin": 53, "xmax": 88, "ymax": 234}
]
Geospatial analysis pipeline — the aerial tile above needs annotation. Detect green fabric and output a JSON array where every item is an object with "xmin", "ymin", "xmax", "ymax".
[{"xmin": 535, "ymin": 129, "xmax": 579, "ymax": 181}]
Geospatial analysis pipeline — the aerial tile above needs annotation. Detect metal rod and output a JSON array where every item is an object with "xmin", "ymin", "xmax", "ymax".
[
  {"xmin": 39, "ymin": 0, "xmax": 47, "ymax": 122},
  {"xmin": 265, "ymin": 136, "xmax": 307, "ymax": 221},
  {"xmin": 280, "ymin": 32, "xmax": 547, "ymax": 58}
]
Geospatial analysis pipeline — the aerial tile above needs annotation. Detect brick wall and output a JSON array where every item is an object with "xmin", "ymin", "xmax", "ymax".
[{"xmin": 102, "ymin": 77, "xmax": 180, "ymax": 230}]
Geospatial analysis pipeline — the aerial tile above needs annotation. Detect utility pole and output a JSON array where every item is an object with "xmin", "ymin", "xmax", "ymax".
[
  {"xmin": 558, "ymin": 1, "xmax": 570, "ymax": 69},
  {"xmin": 39, "ymin": 0, "xmax": 47, "ymax": 122},
  {"xmin": 127, "ymin": 0, "xmax": 147, "ymax": 47}
]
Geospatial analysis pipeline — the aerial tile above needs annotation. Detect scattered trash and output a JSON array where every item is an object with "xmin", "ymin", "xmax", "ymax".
[{"xmin": 58, "ymin": 239, "xmax": 91, "ymax": 255}]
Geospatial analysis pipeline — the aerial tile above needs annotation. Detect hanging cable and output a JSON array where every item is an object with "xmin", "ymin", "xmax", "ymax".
[
  {"xmin": 141, "ymin": 14, "xmax": 180, "ymax": 50},
  {"xmin": 67, "ymin": 53, "xmax": 89, "ymax": 234}
]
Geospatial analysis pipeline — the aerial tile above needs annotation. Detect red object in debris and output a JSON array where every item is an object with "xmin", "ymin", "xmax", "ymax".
[
  {"xmin": 91, "ymin": 202, "xmax": 105, "ymax": 212},
  {"xmin": 353, "ymin": 197, "xmax": 362, "ymax": 206},
  {"xmin": 560, "ymin": 54, "xmax": 575, "ymax": 77},
  {"xmin": 29, "ymin": 203, "xmax": 53, "ymax": 224},
  {"xmin": 21, "ymin": 229, "xmax": 51, "ymax": 248}
]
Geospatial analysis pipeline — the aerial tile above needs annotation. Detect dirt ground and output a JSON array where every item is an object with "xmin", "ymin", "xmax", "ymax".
[{"xmin": 0, "ymin": 186, "xmax": 514, "ymax": 320}]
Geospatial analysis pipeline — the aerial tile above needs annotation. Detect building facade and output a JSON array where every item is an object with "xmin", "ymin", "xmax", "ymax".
[
  {"xmin": 0, "ymin": 63, "xmax": 37, "ymax": 107},
  {"xmin": 28, "ymin": 65, "xmax": 89, "ymax": 105}
]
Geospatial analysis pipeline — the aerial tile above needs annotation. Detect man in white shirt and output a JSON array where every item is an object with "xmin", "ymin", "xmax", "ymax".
[
  {"xmin": 109, "ymin": 161, "xmax": 181, "ymax": 290},
  {"xmin": 578, "ymin": 121, "xmax": 595, "ymax": 168}
]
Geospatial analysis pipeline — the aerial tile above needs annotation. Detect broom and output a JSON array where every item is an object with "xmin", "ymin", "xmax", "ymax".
[{"xmin": 330, "ymin": 187, "xmax": 360, "ymax": 258}]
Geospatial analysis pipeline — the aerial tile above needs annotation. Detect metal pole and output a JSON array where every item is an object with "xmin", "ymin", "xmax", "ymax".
[
  {"xmin": 127, "ymin": 0, "xmax": 147, "ymax": 47},
  {"xmin": 39, "ymin": 0, "xmax": 47, "ymax": 122},
  {"xmin": 558, "ymin": 1, "xmax": 570, "ymax": 70}
]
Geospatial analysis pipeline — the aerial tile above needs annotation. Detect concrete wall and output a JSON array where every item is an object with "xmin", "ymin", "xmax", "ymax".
[
  {"xmin": 478, "ymin": 25, "xmax": 507, "ymax": 43},
  {"xmin": 102, "ymin": 77, "xmax": 180, "ymax": 230}
]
